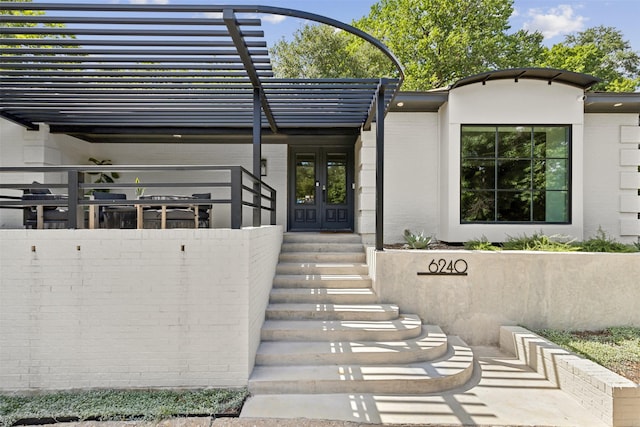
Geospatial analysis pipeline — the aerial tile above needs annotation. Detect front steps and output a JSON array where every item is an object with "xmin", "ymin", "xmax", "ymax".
[{"xmin": 248, "ymin": 232, "xmax": 475, "ymax": 399}]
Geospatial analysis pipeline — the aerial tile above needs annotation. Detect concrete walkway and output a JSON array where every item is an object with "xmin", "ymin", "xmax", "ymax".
[
  {"xmin": 238, "ymin": 346, "xmax": 607, "ymax": 426},
  {"xmin": 37, "ymin": 347, "xmax": 607, "ymax": 427}
]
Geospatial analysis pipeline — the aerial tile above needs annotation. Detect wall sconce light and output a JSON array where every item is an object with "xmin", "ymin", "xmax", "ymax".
[{"xmin": 260, "ymin": 158, "xmax": 267, "ymax": 176}]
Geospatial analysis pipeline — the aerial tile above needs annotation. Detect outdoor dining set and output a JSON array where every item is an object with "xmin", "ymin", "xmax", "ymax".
[{"xmin": 21, "ymin": 189, "xmax": 212, "ymax": 230}]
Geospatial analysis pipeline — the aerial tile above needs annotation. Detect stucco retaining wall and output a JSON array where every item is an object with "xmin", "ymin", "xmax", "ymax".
[
  {"xmin": 371, "ymin": 249, "xmax": 640, "ymax": 345},
  {"xmin": 0, "ymin": 226, "xmax": 282, "ymax": 392}
]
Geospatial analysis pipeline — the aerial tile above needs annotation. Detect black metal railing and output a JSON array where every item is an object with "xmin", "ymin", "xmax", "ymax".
[{"xmin": 0, "ymin": 165, "xmax": 276, "ymax": 229}]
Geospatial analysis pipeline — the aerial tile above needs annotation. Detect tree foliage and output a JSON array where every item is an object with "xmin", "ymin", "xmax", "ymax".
[
  {"xmin": 270, "ymin": 24, "xmax": 392, "ymax": 79},
  {"xmin": 1, "ymin": 0, "xmax": 69, "ymax": 45},
  {"xmin": 354, "ymin": 0, "xmax": 544, "ymax": 89},
  {"xmin": 542, "ymin": 26, "xmax": 640, "ymax": 91},
  {"xmin": 270, "ymin": 0, "xmax": 639, "ymax": 92}
]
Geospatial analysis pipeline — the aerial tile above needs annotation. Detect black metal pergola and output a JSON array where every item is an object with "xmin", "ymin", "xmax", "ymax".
[{"xmin": 0, "ymin": 2, "xmax": 404, "ymax": 249}]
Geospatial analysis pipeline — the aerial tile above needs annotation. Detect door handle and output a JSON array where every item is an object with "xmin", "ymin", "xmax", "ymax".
[{"xmin": 322, "ymin": 184, "xmax": 326, "ymax": 203}]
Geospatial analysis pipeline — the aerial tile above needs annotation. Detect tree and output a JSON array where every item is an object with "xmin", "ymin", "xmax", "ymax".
[
  {"xmin": 270, "ymin": 23, "xmax": 392, "ymax": 79},
  {"xmin": 1, "ymin": 0, "xmax": 68, "ymax": 45},
  {"xmin": 542, "ymin": 26, "xmax": 640, "ymax": 92},
  {"xmin": 271, "ymin": 0, "xmax": 544, "ymax": 90},
  {"xmin": 354, "ymin": 0, "xmax": 544, "ymax": 90}
]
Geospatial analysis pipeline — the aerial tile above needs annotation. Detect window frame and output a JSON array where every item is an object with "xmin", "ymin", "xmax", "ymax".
[{"xmin": 460, "ymin": 124, "xmax": 572, "ymax": 225}]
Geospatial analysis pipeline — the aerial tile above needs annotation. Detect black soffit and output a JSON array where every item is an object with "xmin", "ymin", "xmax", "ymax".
[{"xmin": 0, "ymin": 3, "xmax": 404, "ymax": 141}]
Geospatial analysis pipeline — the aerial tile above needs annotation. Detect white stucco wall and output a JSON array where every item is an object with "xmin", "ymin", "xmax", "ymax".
[
  {"xmin": 357, "ymin": 113, "xmax": 440, "ymax": 244},
  {"xmin": 440, "ymin": 79, "xmax": 586, "ymax": 242},
  {"xmin": 0, "ymin": 226, "xmax": 282, "ymax": 391},
  {"xmin": 373, "ymin": 249, "xmax": 640, "ymax": 346},
  {"xmin": 584, "ymin": 114, "xmax": 640, "ymax": 243}
]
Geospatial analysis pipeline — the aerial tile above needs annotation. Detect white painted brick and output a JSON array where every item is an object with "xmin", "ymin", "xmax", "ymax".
[
  {"xmin": 621, "ymin": 149, "xmax": 640, "ymax": 166},
  {"xmin": 621, "ymin": 125, "xmax": 640, "ymax": 143},
  {"xmin": 620, "ymin": 195, "xmax": 640, "ymax": 212},
  {"xmin": 0, "ymin": 227, "xmax": 282, "ymax": 391},
  {"xmin": 620, "ymin": 172, "xmax": 640, "ymax": 189},
  {"xmin": 622, "ymin": 217, "xmax": 640, "ymax": 235}
]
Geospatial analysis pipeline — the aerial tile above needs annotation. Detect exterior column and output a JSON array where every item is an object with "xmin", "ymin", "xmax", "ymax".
[
  {"xmin": 376, "ymin": 80, "xmax": 386, "ymax": 251},
  {"xmin": 253, "ymin": 88, "xmax": 262, "ymax": 227}
]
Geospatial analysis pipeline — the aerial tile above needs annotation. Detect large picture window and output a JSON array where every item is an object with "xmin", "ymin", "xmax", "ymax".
[{"xmin": 461, "ymin": 125, "xmax": 570, "ymax": 223}]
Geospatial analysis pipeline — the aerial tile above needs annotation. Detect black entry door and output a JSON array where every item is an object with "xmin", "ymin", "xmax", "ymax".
[{"xmin": 288, "ymin": 146, "xmax": 354, "ymax": 231}]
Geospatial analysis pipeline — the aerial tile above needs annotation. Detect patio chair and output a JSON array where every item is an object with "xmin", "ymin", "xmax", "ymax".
[
  {"xmin": 192, "ymin": 193, "xmax": 212, "ymax": 228},
  {"xmin": 92, "ymin": 191, "xmax": 129, "ymax": 228},
  {"xmin": 22, "ymin": 185, "xmax": 68, "ymax": 229}
]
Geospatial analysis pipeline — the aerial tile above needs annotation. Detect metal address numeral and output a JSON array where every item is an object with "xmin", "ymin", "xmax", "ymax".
[{"xmin": 418, "ymin": 259, "xmax": 468, "ymax": 276}]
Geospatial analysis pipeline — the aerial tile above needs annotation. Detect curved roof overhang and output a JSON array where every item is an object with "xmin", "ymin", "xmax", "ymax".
[
  {"xmin": 388, "ymin": 68, "xmax": 640, "ymax": 114},
  {"xmin": 0, "ymin": 3, "xmax": 404, "ymax": 143},
  {"xmin": 450, "ymin": 68, "xmax": 601, "ymax": 90}
]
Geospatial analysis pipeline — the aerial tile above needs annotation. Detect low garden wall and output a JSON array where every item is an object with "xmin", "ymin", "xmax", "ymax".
[
  {"xmin": 371, "ymin": 249, "xmax": 640, "ymax": 345},
  {"xmin": 501, "ymin": 326, "xmax": 639, "ymax": 427},
  {"xmin": 0, "ymin": 226, "xmax": 282, "ymax": 392}
]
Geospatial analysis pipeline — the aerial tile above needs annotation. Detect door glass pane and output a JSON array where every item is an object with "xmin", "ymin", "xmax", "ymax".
[
  {"xmin": 295, "ymin": 153, "xmax": 316, "ymax": 205},
  {"xmin": 326, "ymin": 153, "xmax": 347, "ymax": 205}
]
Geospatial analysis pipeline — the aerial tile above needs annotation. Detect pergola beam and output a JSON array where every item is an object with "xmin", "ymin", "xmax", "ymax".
[{"xmin": 223, "ymin": 8, "xmax": 277, "ymax": 134}]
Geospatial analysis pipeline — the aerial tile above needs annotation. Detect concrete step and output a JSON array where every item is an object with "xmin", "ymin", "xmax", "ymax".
[
  {"xmin": 265, "ymin": 303, "xmax": 399, "ymax": 321},
  {"xmin": 273, "ymin": 274, "xmax": 371, "ymax": 289},
  {"xmin": 249, "ymin": 336, "xmax": 474, "ymax": 394},
  {"xmin": 283, "ymin": 233, "xmax": 362, "ymax": 244},
  {"xmin": 261, "ymin": 314, "xmax": 423, "ymax": 342},
  {"xmin": 281, "ymin": 242, "xmax": 364, "ymax": 253},
  {"xmin": 256, "ymin": 325, "xmax": 448, "ymax": 366},
  {"xmin": 276, "ymin": 262, "xmax": 369, "ymax": 275},
  {"xmin": 279, "ymin": 251, "xmax": 366, "ymax": 263},
  {"xmin": 269, "ymin": 288, "xmax": 378, "ymax": 304}
]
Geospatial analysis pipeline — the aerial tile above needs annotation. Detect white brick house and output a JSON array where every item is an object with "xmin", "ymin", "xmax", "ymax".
[{"xmin": 3, "ymin": 69, "xmax": 638, "ymax": 244}]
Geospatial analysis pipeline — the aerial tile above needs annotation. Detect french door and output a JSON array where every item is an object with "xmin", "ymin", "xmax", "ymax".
[{"xmin": 288, "ymin": 146, "xmax": 354, "ymax": 231}]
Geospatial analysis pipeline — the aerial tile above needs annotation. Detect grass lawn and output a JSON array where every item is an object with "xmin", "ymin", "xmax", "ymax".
[
  {"xmin": 536, "ymin": 326, "xmax": 640, "ymax": 384},
  {"xmin": 0, "ymin": 388, "xmax": 248, "ymax": 427}
]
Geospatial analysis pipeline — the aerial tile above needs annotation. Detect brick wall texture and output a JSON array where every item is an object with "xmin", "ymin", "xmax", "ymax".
[{"xmin": 0, "ymin": 227, "xmax": 282, "ymax": 391}]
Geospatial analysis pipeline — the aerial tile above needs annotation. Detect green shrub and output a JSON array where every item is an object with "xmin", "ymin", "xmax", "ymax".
[
  {"xmin": 464, "ymin": 236, "xmax": 501, "ymax": 251},
  {"xmin": 503, "ymin": 233, "xmax": 579, "ymax": 252},
  {"xmin": 403, "ymin": 229, "xmax": 433, "ymax": 249},
  {"xmin": 579, "ymin": 227, "xmax": 638, "ymax": 253}
]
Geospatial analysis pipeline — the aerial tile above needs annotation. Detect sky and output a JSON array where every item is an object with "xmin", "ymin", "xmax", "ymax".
[{"xmin": 34, "ymin": 0, "xmax": 640, "ymax": 52}]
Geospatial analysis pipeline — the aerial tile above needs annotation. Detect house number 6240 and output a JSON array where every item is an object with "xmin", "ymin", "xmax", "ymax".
[{"xmin": 417, "ymin": 259, "xmax": 468, "ymax": 276}]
